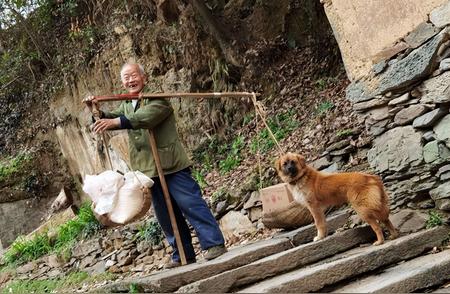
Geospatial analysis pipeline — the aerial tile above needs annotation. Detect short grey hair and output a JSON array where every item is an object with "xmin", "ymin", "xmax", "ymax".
[{"xmin": 120, "ymin": 63, "xmax": 146, "ymax": 78}]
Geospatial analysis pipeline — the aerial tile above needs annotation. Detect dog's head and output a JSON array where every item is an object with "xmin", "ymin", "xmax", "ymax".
[{"xmin": 275, "ymin": 152, "xmax": 307, "ymax": 183}]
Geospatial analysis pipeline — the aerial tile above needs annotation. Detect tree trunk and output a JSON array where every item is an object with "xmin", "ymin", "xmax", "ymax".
[{"xmin": 191, "ymin": 0, "xmax": 241, "ymax": 67}]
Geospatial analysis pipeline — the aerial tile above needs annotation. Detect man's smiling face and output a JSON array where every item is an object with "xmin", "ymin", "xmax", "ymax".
[{"xmin": 121, "ymin": 64, "xmax": 147, "ymax": 94}]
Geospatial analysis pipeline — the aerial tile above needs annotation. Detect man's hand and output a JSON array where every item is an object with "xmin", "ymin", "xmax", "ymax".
[
  {"xmin": 83, "ymin": 95, "xmax": 97, "ymax": 113},
  {"xmin": 93, "ymin": 118, "xmax": 121, "ymax": 133}
]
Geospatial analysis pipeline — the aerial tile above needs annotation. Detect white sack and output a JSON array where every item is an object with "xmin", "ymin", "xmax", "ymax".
[
  {"xmin": 82, "ymin": 170, "xmax": 125, "ymax": 215},
  {"xmin": 109, "ymin": 171, "xmax": 153, "ymax": 224}
]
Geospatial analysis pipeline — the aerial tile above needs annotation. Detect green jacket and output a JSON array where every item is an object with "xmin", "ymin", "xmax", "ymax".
[{"xmin": 104, "ymin": 98, "xmax": 191, "ymax": 178}]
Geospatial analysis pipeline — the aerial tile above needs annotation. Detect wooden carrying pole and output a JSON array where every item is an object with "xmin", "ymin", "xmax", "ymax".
[{"xmin": 86, "ymin": 91, "xmax": 258, "ymax": 266}]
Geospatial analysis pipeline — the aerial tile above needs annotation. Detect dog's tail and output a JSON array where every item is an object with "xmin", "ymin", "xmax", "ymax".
[{"xmin": 367, "ymin": 175, "xmax": 391, "ymax": 219}]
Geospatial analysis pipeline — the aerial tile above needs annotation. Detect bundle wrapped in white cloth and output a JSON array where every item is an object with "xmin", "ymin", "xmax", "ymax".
[{"xmin": 83, "ymin": 170, "xmax": 153, "ymax": 225}]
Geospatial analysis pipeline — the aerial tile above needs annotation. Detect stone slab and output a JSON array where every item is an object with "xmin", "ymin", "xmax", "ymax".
[
  {"xmin": 105, "ymin": 237, "xmax": 293, "ymax": 293},
  {"xmin": 239, "ymin": 226, "xmax": 450, "ymax": 293},
  {"xmin": 178, "ymin": 226, "xmax": 375, "ymax": 293},
  {"xmin": 333, "ymin": 249, "xmax": 450, "ymax": 293}
]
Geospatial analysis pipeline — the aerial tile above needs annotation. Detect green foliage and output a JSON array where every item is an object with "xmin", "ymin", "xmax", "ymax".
[
  {"xmin": 0, "ymin": 152, "xmax": 32, "ymax": 183},
  {"xmin": 250, "ymin": 110, "xmax": 299, "ymax": 153},
  {"xmin": 1, "ymin": 271, "xmax": 116, "ymax": 294},
  {"xmin": 54, "ymin": 203, "xmax": 101, "ymax": 252},
  {"xmin": 336, "ymin": 129, "xmax": 354, "ymax": 138},
  {"xmin": 2, "ymin": 234, "xmax": 51, "ymax": 266},
  {"xmin": 314, "ymin": 78, "xmax": 327, "ymax": 91},
  {"xmin": 192, "ymin": 168, "xmax": 208, "ymax": 190},
  {"xmin": 135, "ymin": 219, "xmax": 164, "ymax": 246},
  {"xmin": 211, "ymin": 187, "xmax": 228, "ymax": 207},
  {"xmin": 426, "ymin": 210, "xmax": 443, "ymax": 229},
  {"xmin": 218, "ymin": 136, "xmax": 244, "ymax": 174},
  {"xmin": 242, "ymin": 113, "xmax": 255, "ymax": 126},
  {"xmin": 130, "ymin": 283, "xmax": 140, "ymax": 293},
  {"xmin": 315, "ymin": 101, "xmax": 334, "ymax": 116},
  {"xmin": 2, "ymin": 203, "xmax": 100, "ymax": 266}
]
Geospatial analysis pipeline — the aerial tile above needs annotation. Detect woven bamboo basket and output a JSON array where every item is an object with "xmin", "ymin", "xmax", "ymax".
[{"xmin": 262, "ymin": 200, "xmax": 313, "ymax": 229}]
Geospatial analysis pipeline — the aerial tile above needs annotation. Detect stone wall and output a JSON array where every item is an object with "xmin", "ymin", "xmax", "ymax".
[
  {"xmin": 323, "ymin": 0, "xmax": 448, "ymax": 81},
  {"xmin": 318, "ymin": 2, "xmax": 450, "ymax": 213}
]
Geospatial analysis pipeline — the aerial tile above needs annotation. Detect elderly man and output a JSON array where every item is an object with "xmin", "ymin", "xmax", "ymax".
[{"xmin": 88, "ymin": 62, "xmax": 226, "ymax": 268}]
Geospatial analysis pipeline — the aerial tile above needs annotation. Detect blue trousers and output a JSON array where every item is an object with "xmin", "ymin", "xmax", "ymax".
[{"xmin": 151, "ymin": 167, "xmax": 225, "ymax": 262}]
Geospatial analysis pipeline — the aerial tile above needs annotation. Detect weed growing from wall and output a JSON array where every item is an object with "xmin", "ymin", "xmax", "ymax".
[
  {"xmin": 426, "ymin": 210, "xmax": 443, "ymax": 229},
  {"xmin": 135, "ymin": 218, "xmax": 164, "ymax": 246},
  {"xmin": 2, "ymin": 203, "xmax": 100, "ymax": 266}
]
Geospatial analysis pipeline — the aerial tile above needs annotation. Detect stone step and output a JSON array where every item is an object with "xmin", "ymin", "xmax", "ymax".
[
  {"xmin": 238, "ymin": 226, "xmax": 450, "ymax": 293},
  {"xmin": 177, "ymin": 226, "xmax": 375, "ymax": 293},
  {"xmin": 104, "ymin": 211, "xmax": 350, "ymax": 293},
  {"xmin": 333, "ymin": 248, "xmax": 450, "ymax": 293}
]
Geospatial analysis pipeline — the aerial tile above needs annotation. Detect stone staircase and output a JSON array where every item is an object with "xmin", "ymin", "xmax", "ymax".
[{"xmin": 102, "ymin": 212, "xmax": 450, "ymax": 293}]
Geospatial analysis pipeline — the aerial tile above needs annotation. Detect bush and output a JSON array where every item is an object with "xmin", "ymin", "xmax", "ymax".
[
  {"xmin": 2, "ymin": 203, "xmax": 100, "ymax": 266},
  {"xmin": 135, "ymin": 219, "xmax": 164, "ymax": 246}
]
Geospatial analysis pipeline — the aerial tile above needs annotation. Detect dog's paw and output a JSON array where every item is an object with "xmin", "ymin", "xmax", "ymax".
[
  {"xmin": 373, "ymin": 240, "xmax": 384, "ymax": 246},
  {"xmin": 313, "ymin": 235, "xmax": 324, "ymax": 242}
]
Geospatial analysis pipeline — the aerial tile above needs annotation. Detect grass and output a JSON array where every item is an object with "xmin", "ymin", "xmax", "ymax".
[
  {"xmin": 135, "ymin": 218, "xmax": 164, "ymax": 246},
  {"xmin": 1, "ymin": 271, "xmax": 117, "ymax": 294},
  {"xmin": 250, "ymin": 110, "xmax": 299, "ymax": 154},
  {"xmin": 192, "ymin": 168, "xmax": 208, "ymax": 190},
  {"xmin": 315, "ymin": 101, "xmax": 334, "ymax": 116},
  {"xmin": 0, "ymin": 152, "xmax": 32, "ymax": 183},
  {"xmin": 336, "ymin": 128, "xmax": 354, "ymax": 138},
  {"xmin": 210, "ymin": 187, "xmax": 228, "ymax": 207},
  {"xmin": 426, "ymin": 210, "xmax": 443, "ymax": 229},
  {"xmin": 219, "ymin": 136, "xmax": 245, "ymax": 174},
  {"xmin": 2, "ymin": 203, "xmax": 101, "ymax": 266}
]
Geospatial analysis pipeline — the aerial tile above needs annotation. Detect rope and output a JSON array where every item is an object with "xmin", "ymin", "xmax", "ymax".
[{"xmin": 250, "ymin": 92, "xmax": 285, "ymax": 156}]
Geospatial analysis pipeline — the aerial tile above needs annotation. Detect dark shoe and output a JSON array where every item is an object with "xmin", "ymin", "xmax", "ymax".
[
  {"xmin": 163, "ymin": 259, "xmax": 196, "ymax": 269},
  {"xmin": 204, "ymin": 245, "xmax": 227, "ymax": 260}
]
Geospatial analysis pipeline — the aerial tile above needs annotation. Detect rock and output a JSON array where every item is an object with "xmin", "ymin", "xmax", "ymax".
[
  {"xmin": 368, "ymin": 119, "xmax": 389, "ymax": 136},
  {"xmin": 243, "ymin": 191, "xmax": 261, "ymax": 210},
  {"xmin": 422, "ymin": 131, "xmax": 436, "ymax": 142},
  {"xmin": 46, "ymin": 254, "xmax": 62, "ymax": 268},
  {"xmin": 46, "ymin": 268, "xmax": 62, "ymax": 278},
  {"xmin": 420, "ymin": 71, "xmax": 450, "ymax": 104},
  {"xmin": 439, "ymin": 58, "xmax": 450, "ymax": 71},
  {"xmin": 16, "ymin": 261, "xmax": 37, "ymax": 274},
  {"xmin": 322, "ymin": 162, "xmax": 339, "ymax": 173},
  {"xmin": 326, "ymin": 139, "xmax": 350, "ymax": 152},
  {"xmin": 394, "ymin": 105, "xmax": 428, "ymax": 125},
  {"xmin": 388, "ymin": 92, "xmax": 410, "ymax": 106},
  {"xmin": 311, "ymin": 157, "xmax": 332, "ymax": 170},
  {"xmin": 435, "ymin": 199, "xmax": 450, "ymax": 210},
  {"xmin": 423, "ymin": 141, "xmax": 440, "ymax": 163},
  {"xmin": 347, "ymin": 31, "xmax": 448, "ymax": 103},
  {"xmin": 430, "ymin": 1, "xmax": 450, "ymax": 28},
  {"xmin": 72, "ymin": 238, "xmax": 102, "ymax": 258},
  {"xmin": 365, "ymin": 106, "xmax": 390, "ymax": 123},
  {"xmin": 105, "ymin": 259, "xmax": 116, "ymax": 268},
  {"xmin": 215, "ymin": 200, "xmax": 228, "ymax": 216},
  {"xmin": 219, "ymin": 211, "xmax": 255, "ymax": 241},
  {"xmin": 249, "ymin": 206, "xmax": 263, "ymax": 222},
  {"xmin": 86, "ymin": 260, "xmax": 107, "ymax": 275},
  {"xmin": 430, "ymin": 181, "xmax": 450, "ymax": 201},
  {"xmin": 137, "ymin": 240, "xmax": 151, "ymax": 254},
  {"xmin": 434, "ymin": 114, "xmax": 450, "ymax": 147},
  {"xmin": 368, "ymin": 126, "xmax": 423, "ymax": 173},
  {"xmin": 353, "ymin": 98, "xmax": 388, "ymax": 111},
  {"xmin": 413, "ymin": 107, "xmax": 448, "ymax": 128},
  {"xmin": 418, "ymin": 200, "xmax": 435, "ymax": 209},
  {"xmin": 390, "ymin": 209, "xmax": 427, "ymax": 233},
  {"xmin": 79, "ymin": 255, "xmax": 96, "ymax": 268},
  {"xmin": 329, "ymin": 145, "xmax": 355, "ymax": 156},
  {"xmin": 142, "ymin": 256, "xmax": 154, "ymax": 264},
  {"xmin": 404, "ymin": 22, "xmax": 440, "ymax": 49}
]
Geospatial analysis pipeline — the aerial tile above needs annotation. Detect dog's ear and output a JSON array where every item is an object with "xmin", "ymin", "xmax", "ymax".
[
  {"xmin": 275, "ymin": 157, "xmax": 282, "ymax": 172},
  {"xmin": 295, "ymin": 154, "xmax": 306, "ymax": 167}
]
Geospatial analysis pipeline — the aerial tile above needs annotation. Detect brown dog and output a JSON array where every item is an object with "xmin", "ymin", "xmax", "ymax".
[{"xmin": 275, "ymin": 152, "xmax": 398, "ymax": 245}]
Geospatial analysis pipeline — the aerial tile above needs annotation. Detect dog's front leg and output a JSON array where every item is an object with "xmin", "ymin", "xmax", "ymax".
[{"xmin": 309, "ymin": 205, "xmax": 327, "ymax": 241}]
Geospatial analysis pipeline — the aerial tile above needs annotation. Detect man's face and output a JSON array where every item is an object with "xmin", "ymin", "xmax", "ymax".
[{"xmin": 121, "ymin": 64, "xmax": 147, "ymax": 94}]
